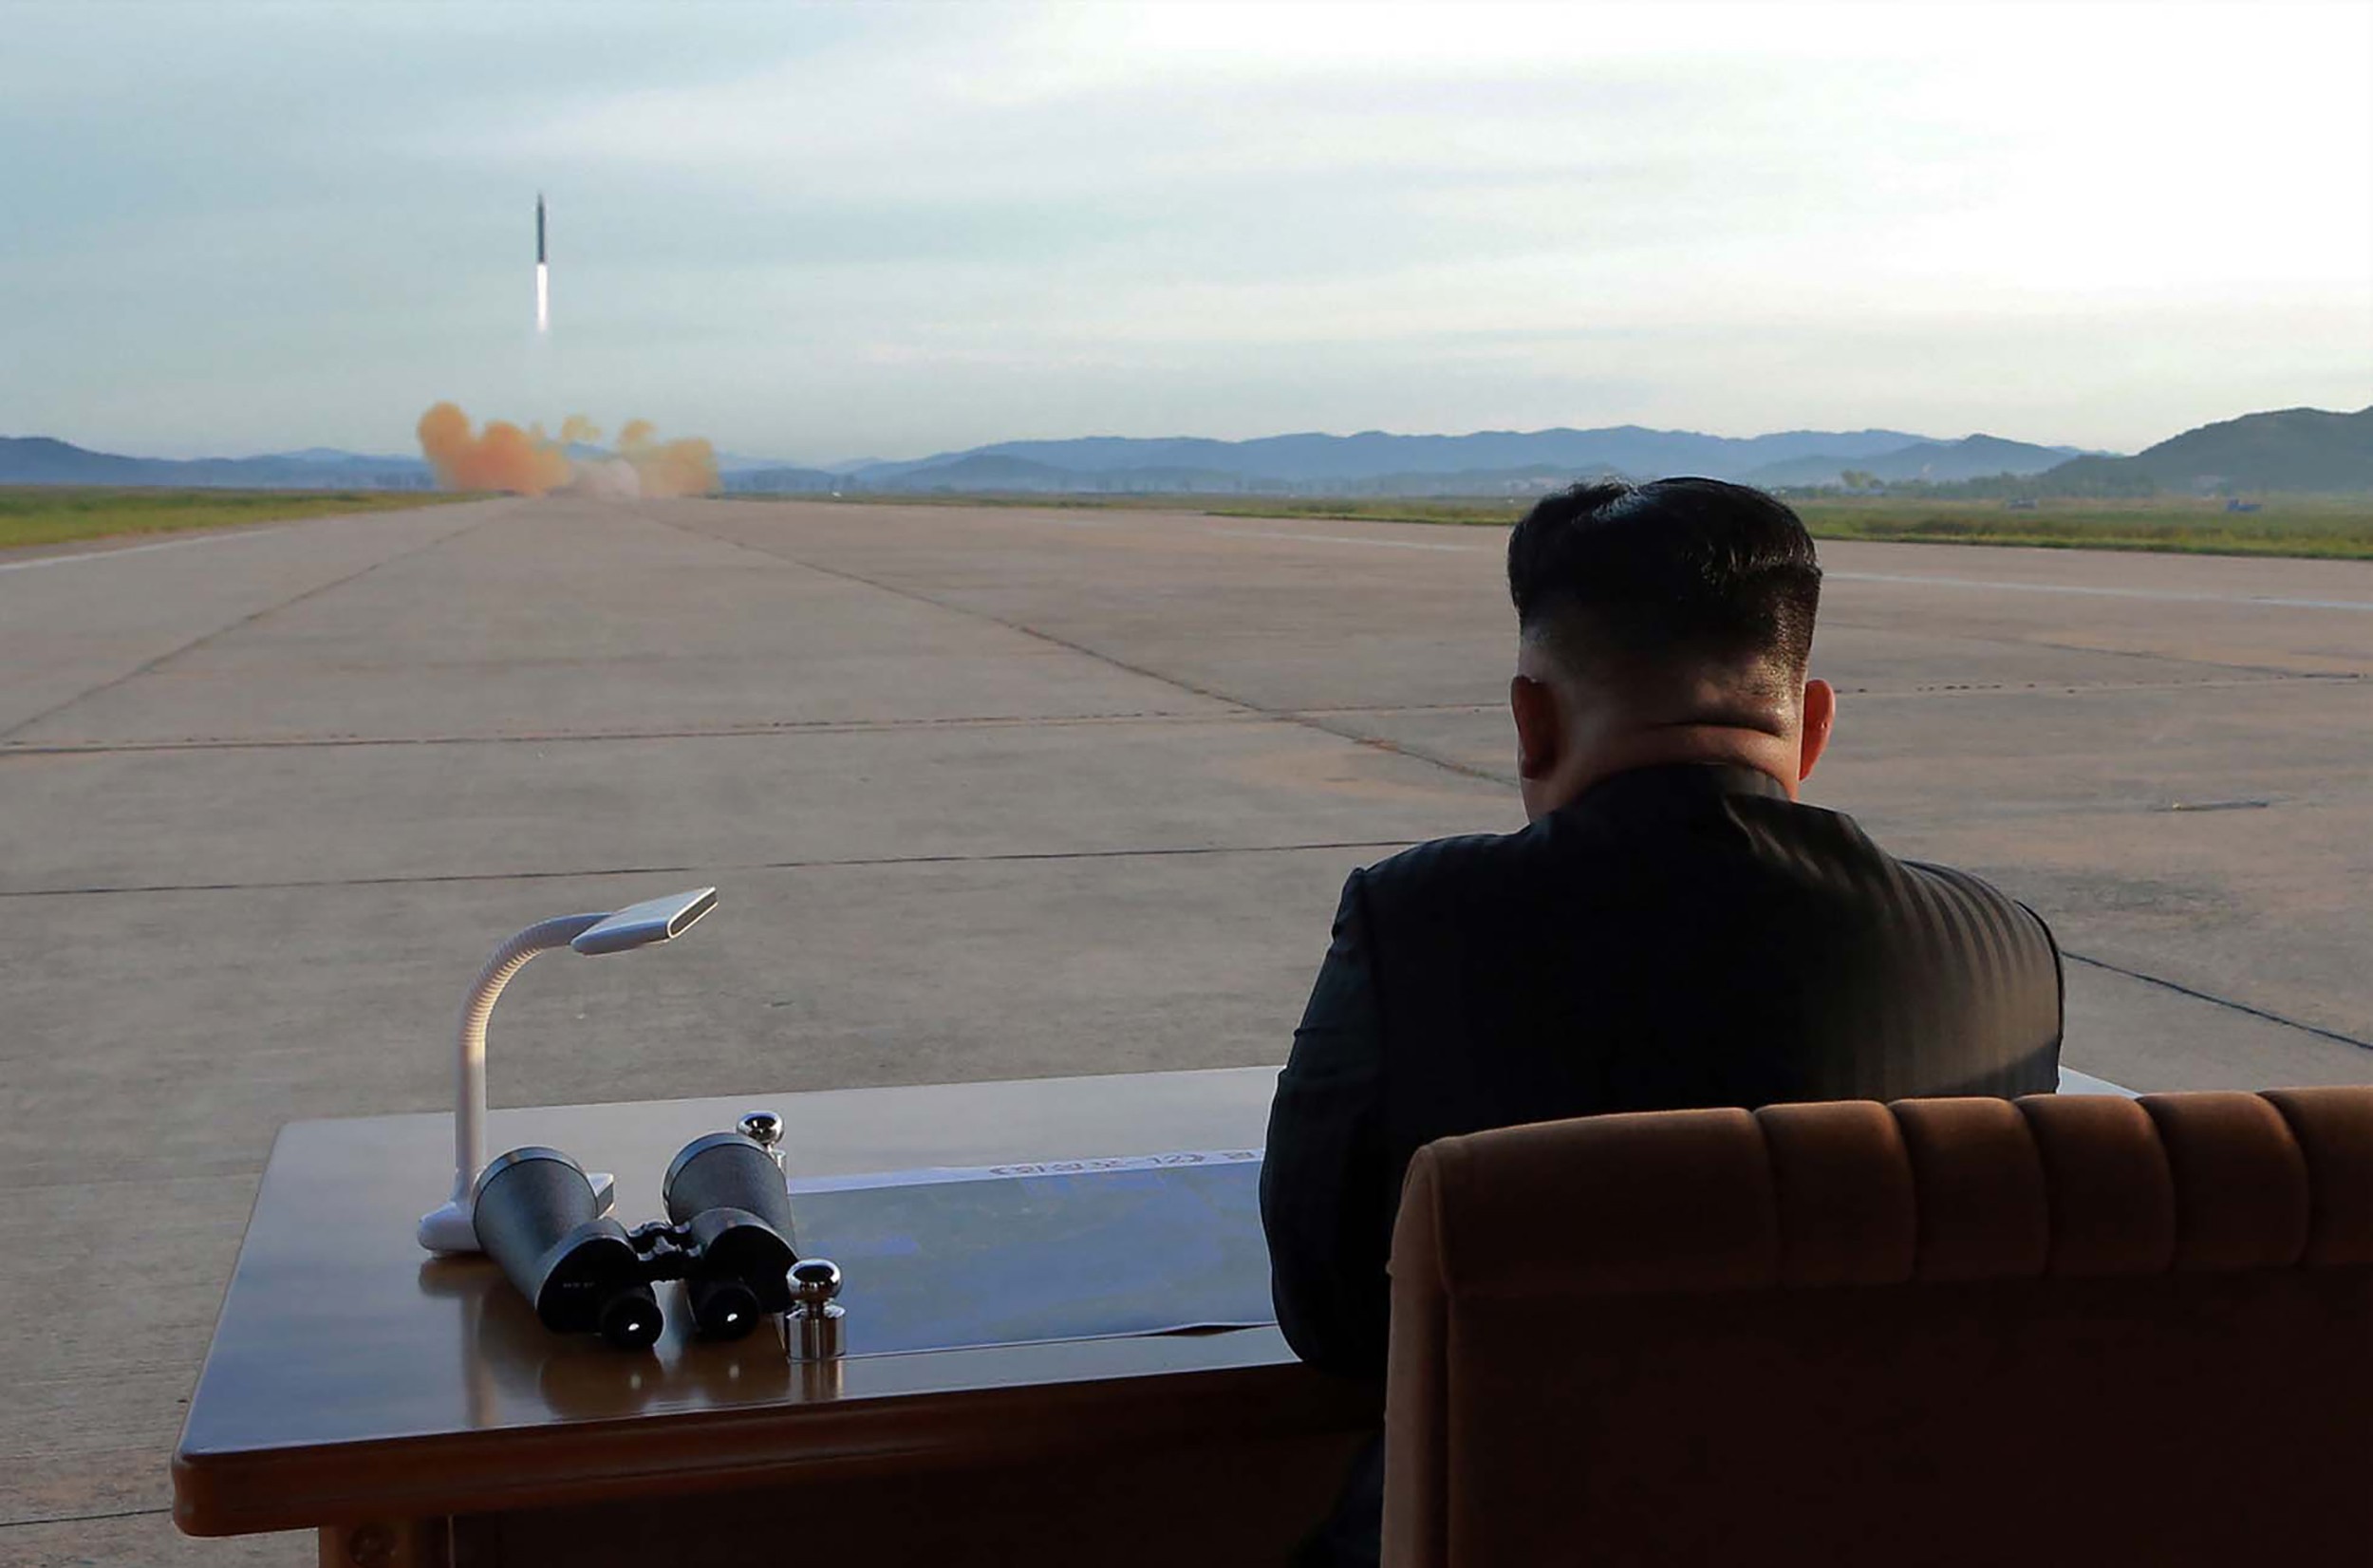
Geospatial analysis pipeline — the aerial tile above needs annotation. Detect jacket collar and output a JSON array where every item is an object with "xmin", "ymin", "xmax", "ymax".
[{"xmin": 1564, "ymin": 760, "xmax": 1791, "ymax": 818}]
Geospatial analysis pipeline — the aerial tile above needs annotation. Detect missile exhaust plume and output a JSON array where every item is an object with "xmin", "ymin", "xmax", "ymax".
[
  {"xmin": 534, "ymin": 194, "xmax": 549, "ymax": 333},
  {"xmin": 417, "ymin": 403, "xmax": 570, "ymax": 495},
  {"xmin": 615, "ymin": 419, "xmax": 719, "ymax": 498},
  {"xmin": 416, "ymin": 402, "xmax": 718, "ymax": 498}
]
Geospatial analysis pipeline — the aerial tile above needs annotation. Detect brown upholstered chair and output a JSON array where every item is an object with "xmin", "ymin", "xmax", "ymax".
[{"xmin": 1384, "ymin": 1089, "xmax": 2372, "ymax": 1567}]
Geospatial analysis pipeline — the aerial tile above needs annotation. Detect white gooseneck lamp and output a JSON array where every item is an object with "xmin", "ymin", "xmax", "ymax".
[{"xmin": 417, "ymin": 888, "xmax": 719, "ymax": 1254}]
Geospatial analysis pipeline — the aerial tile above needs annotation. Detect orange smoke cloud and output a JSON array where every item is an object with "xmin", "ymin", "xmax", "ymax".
[
  {"xmin": 616, "ymin": 420, "xmax": 719, "ymax": 500},
  {"xmin": 417, "ymin": 402, "xmax": 571, "ymax": 496},
  {"xmin": 415, "ymin": 402, "xmax": 719, "ymax": 499}
]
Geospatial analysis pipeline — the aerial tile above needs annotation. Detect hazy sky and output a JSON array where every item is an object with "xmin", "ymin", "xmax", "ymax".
[{"xmin": 3, "ymin": 1, "xmax": 2366, "ymax": 460}]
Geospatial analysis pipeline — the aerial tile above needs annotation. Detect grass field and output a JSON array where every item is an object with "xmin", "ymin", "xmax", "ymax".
[
  {"xmin": 0, "ymin": 487, "xmax": 476, "ymax": 551},
  {"xmin": 1196, "ymin": 494, "xmax": 2373, "ymax": 560},
  {"xmin": 734, "ymin": 489, "xmax": 2373, "ymax": 560}
]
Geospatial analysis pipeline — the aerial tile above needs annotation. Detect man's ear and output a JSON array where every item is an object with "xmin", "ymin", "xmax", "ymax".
[
  {"xmin": 1798, "ymin": 677, "xmax": 1836, "ymax": 783},
  {"xmin": 1511, "ymin": 674, "xmax": 1561, "ymax": 780}
]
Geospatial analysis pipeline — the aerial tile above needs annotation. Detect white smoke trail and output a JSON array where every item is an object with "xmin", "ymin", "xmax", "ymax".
[{"xmin": 535, "ymin": 262, "xmax": 550, "ymax": 334}]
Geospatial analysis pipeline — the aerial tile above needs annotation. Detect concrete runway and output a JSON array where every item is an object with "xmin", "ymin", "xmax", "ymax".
[{"xmin": 4, "ymin": 495, "xmax": 2368, "ymax": 1563}]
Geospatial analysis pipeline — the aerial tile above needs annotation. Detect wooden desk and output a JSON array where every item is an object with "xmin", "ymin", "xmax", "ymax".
[{"xmin": 172, "ymin": 1068, "xmax": 1375, "ymax": 1566}]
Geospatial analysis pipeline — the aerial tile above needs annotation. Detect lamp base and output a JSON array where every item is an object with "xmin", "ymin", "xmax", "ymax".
[
  {"xmin": 416, "ymin": 1200, "xmax": 478, "ymax": 1254},
  {"xmin": 416, "ymin": 1171, "xmax": 615, "ymax": 1255}
]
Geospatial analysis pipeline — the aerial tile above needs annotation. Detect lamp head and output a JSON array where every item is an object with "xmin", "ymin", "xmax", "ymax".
[{"xmin": 570, "ymin": 887, "xmax": 719, "ymax": 957}]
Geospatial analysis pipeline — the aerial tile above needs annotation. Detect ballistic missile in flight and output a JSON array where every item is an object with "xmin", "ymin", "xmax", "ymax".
[{"xmin": 534, "ymin": 193, "xmax": 550, "ymax": 333}]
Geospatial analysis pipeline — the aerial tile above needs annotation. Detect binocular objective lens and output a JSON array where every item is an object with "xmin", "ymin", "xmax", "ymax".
[{"xmin": 663, "ymin": 1132, "xmax": 799, "ymax": 1239}]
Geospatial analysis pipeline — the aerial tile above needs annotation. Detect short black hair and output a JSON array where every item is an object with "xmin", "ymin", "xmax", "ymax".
[{"xmin": 1507, "ymin": 477, "xmax": 1822, "ymax": 691}]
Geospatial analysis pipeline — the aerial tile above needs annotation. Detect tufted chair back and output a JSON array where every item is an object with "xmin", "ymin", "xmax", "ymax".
[{"xmin": 1383, "ymin": 1089, "xmax": 2372, "ymax": 1568}]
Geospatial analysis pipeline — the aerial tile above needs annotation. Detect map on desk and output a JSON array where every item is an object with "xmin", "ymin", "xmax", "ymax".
[{"xmin": 784, "ymin": 1149, "xmax": 1274, "ymax": 1358}]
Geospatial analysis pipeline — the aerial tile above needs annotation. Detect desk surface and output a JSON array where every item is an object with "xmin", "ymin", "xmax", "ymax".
[
  {"xmin": 174, "ymin": 1063, "xmax": 2125, "ymax": 1536},
  {"xmin": 172, "ymin": 1066, "xmax": 1367, "ymax": 1537}
]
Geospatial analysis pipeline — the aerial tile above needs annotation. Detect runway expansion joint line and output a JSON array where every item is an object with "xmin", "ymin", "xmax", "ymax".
[
  {"xmin": 2062, "ymin": 950, "xmax": 2372, "ymax": 1053},
  {"xmin": 648, "ymin": 513, "xmax": 1518, "ymax": 792}
]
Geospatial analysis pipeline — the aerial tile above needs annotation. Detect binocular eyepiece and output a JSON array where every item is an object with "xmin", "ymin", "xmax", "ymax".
[{"xmin": 472, "ymin": 1126, "xmax": 800, "ymax": 1351}]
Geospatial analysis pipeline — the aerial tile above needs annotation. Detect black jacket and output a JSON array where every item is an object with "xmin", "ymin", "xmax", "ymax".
[{"xmin": 1261, "ymin": 761, "xmax": 2064, "ymax": 1383}]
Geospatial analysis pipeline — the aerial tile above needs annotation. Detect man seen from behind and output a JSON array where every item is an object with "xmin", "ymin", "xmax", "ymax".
[{"xmin": 1261, "ymin": 478, "xmax": 2065, "ymax": 1565}]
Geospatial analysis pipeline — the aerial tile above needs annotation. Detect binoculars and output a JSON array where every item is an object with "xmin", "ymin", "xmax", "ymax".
[{"xmin": 471, "ymin": 1123, "xmax": 800, "ymax": 1351}]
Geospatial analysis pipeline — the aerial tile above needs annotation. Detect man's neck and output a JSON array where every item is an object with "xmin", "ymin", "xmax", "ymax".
[{"xmin": 1531, "ymin": 726, "xmax": 1799, "ymax": 819}]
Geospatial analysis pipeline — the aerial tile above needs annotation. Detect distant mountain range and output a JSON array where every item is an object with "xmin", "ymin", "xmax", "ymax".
[
  {"xmin": 733, "ymin": 425, "xmax": 2065, "ymax": 495},
  {"xmin": 2029, "ymin": 406, "xmax": 2372, "ymax": 495},
  {"xmin": 688, "ymin": 406, "xmax": 2373, "ymax": 497},
  {"xmin": 731, "ymin": 424, "xmax": 2107, "ymax": 495},
  {"xmin": 1738, "ymin": 434, "xmax": 2093, "ymax": 488},
  {"xmin": 0, "ymin": 436, "xmax": 436, "ymax": 490},
  {"xmin": 6, "ymin": 404, "xmax": 2365, "ymax": 496}
]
